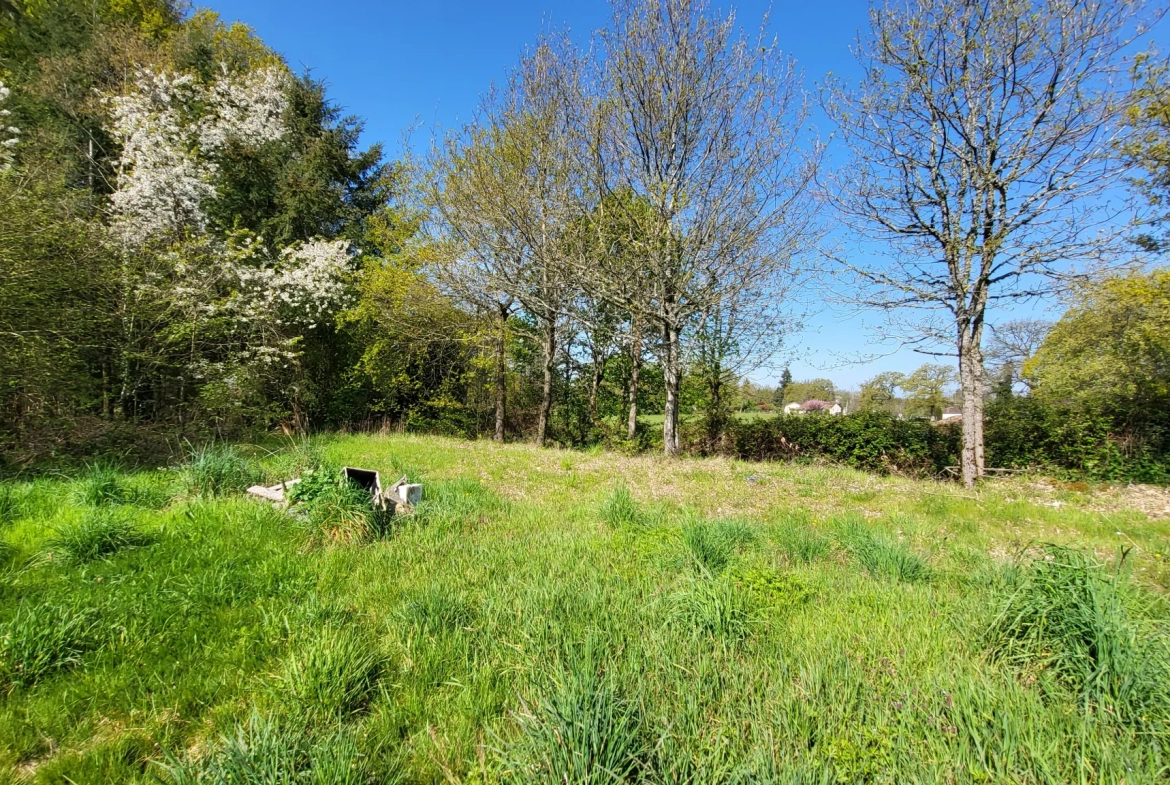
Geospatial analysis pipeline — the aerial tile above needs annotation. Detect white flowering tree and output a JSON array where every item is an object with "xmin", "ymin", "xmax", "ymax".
[
  {"xmin": 0, "ymin": 81, "xmax": 19, "ymax": 172},
  {"xmin": 106, "ymin": 64, "xmax": 356, "ymax": 427}
]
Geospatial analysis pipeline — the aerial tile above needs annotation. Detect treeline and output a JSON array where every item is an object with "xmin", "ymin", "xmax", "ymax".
[{"xmin": 1, "ymin": 0, "xmax": 1168, "ymax": 483}]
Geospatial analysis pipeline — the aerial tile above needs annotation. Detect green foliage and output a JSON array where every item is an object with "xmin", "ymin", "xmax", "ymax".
[
  {"xmin": 72, "ymin": 461, "xmax": 130, "ymax": 507},
  {"xmin": 731, "ymin": 409, "xmax": 959, "ymax": 476},
  {"xmin": 668, "ymin": 577, "xmax": 757, "ymax": 641},
  {"xmin": 772, "ymin": 512, "xmax": 832, "ymax": 563},
  {"xmin": 46, "ymin": 509, "xmax": 153, "ymax": 563},
  {"xmin": 296, "ymin": 477, "xmax": 388, "ymax": 544},
  {"xmin": 277, "ymin": 624, "xmax": 383, "ymax": 719},
  {"xmin": 0, "ymin": 602, "xmax": 96, "ymax": 692},
  {"xmin": 782, "ymin": 377, "xmax": 835, "ymax": 405},
  {"xmin": 987, "ymin": 546, "xmax": 1170, "ymax": 726}
]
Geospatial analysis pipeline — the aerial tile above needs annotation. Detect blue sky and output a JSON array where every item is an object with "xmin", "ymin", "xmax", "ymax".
[{"xmin": 202, "ymin": 0, "xmax": 1070, "ymax": 390}]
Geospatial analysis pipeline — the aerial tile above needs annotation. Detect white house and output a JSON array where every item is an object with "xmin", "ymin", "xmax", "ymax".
[
  {"xmin": 785, "ymin": 400, "xmax": 844, "ymax": 416},
  {"xmin": 941, "ymin": 406, "xmax": 962, "ymax": 421}
]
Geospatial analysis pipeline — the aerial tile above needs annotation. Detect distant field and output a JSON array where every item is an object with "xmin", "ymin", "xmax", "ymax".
[{"xmin": 2, "ymin": 434, "xmax": 1169, "ymax": 782}]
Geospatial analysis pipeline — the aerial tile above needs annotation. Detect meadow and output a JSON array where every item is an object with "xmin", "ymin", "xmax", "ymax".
[{"xmin": 1, "ymin": 434, "xmax": 1169, "ymax": 784}]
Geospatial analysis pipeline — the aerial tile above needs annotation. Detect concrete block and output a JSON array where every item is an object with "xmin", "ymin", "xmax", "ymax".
[{"xmin": 398, "ymin": 483, "xmax": 423, "ymax": 506}]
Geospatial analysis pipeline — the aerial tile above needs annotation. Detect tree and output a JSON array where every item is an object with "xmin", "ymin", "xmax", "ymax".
[
  {"xmin": 584, "ymin": 0, "xmax": 820, "ymax": 456},
  {"xmin": 985, "ymin": 319, "xmax": 1051, "ymax": 392},
  {"xmin": 1026, "ymin": 269, "xmax": 1170, "ymax": 431},
  {"xmin": 772, "ymin": 367, "xmax": 793, "ymax": 407},
  {"xmin": 1122, "ymin": 51, "xmax": 1170, "ymax": 251},
  {"xmin": 783, "ymin": 378, "xmax": 835, "ymax": 406},
  {"xmin": 900, "ymin": 363, "xmax": 956, "ymax": 420},
  {"xmin": 822, "ymin": 0, "xmax": 1151, "ymax": 486},
  {"xmin": 430, "ymin": 34, "xmax": 580, "ymax": 447},
  {"xmin": 859, "ymin": 371, "xmax": 904, "ymax": 413}
]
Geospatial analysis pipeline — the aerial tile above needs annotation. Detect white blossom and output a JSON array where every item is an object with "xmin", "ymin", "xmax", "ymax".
[
  {"xmin": 0, "ymin": 81, "xmax": 20, "ymax": 173},
  {"xmin": 106, "ymin": 65, "xmax": 290, "ymax": 247}
]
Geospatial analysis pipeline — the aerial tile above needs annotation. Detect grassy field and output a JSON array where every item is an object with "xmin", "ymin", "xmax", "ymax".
[{"xmin": 2, "ymin": 434, "xmax": 1169, "ymax": 783}]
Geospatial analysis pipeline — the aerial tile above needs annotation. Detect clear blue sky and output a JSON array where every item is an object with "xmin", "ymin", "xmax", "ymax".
[{"xmin": 200, "ymin": 0, "xmax": 1064, "ymax": 391}]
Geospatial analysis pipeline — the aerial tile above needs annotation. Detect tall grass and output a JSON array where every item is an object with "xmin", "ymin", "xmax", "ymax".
[
  {"xmin": 72, "ymin": 461, "xmax": 129, "ymax": 506},
  {"xmin": 297, "ymin": 478, "xmax": 390, "ymax": 544},
  {"xmin": 600, "ymin": 485, "xmax": 641, "ymax": 528},
  {"xmin": 987, "ymin": 546, "xmax": 1170, "ymax": 726},
  {"xmin": 679, "ymin": 517, "xmax": 755, "ymax": 575}
]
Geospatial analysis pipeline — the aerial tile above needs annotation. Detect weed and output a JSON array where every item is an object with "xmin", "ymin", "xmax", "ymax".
[
  {"xmin": 679, "ymin": 517, "xmax": 755, "ymax": 575},
  {"xmin": 0, "ymin": 602, "xmax": 96, "ymax": 692},
  {"xmin": 987, "ymin": 546, "xmax": 1170, "ymax": 725},
  {"xmin": 600, "ymin": 485, "xmax": 641, "ymax": 528},
  {"xmin": 295, "ymin": 474, "xmax": 389, "ymax": 543},
  {"xmin": 180, "ymin": 444, "xmax": 259, "ymax": 496},
  {"xmin": 503, "ymin": 662, "xmax": 645, "ymax": 784},
  {"xmin": 730, "ymin": 567, "xmax": 813, "ymax": 612},
  {"xmin": 46, "ymin": 509, "xmax": 153, "ymax": 563},
  {"xmin": 835, "ymin": 517, "xmax": 930, "ymax": 583},
  {"xmin": 277, "ymin": 624, "xmax": 383, "ymax": 718}
]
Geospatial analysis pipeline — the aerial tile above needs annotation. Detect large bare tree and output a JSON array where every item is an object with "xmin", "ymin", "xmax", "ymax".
[
  {"xmin": 429, "ymin": 34, "xmax": 582, "ymax": 446},
  {"xmin": 584, "ymin": 0, "xmax": 820, "ymax": 456},
  {"xmin": 822, "ymin": 0, "xmax": 1153, "ymax": 486}
]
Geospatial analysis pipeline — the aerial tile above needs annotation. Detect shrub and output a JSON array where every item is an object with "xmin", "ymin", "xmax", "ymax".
[
  {"xmin": 729, "ymin": 410, "xmax": 958, "ymax": 476},
  {"xmin": 503, "ymin": 664, "xmax": 645, "ymax": 784},
  {"xmin": 278, "ymin": 624, "xmax": 383, "ymax": 719},
  {"xmin": 0, "ymin": 602, "xmax": 96, "ymax": 692},
  {"xmin": 180, "ymin": 444, "xmax": 259, "ymax": 496},
  {"xmin": 599, "ymin": 484, "xmax": 641, "ymax": 528},
  {"xmin": 46, "ymin": 509, "xmax": 153, "ymax": 563},
  {"xmin": 987, "ymin": 546, "xmax": 1170, "ymax": 726},
  {"xmin": 158, "ymin": 710, "xmax": 368, "ymax": 785}
]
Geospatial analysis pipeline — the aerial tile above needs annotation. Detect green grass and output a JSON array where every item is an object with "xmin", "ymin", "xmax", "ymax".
[{"xmin": 1, "ymin": 433, "xmax": 1169, "ymax": 782}]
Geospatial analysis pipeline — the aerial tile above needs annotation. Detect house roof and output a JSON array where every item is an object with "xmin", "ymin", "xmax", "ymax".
[{"xmin": 942, "ymin": 406, "xmax": 962, "ymax": 414}]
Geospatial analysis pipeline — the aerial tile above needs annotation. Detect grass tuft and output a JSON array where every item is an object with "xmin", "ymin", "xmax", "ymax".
[
  {"xmin": 987, "ymin": 546, "xmax": 1170, "ymax": 725},
  {"xmin": 411, "ymin": 477, "xmax": 505, "ymax": 531},
  {"xmin": 297, "ymin": 476, "xmax": 389, "ymax": 544},
  {"xmin": 834, "ymin": 517, "xmax": 930, "ymax": 583},
  {"xmin": 503, "ymin": 662, "xmax": 645, "ymax": 784},
  {"xmin": 772, "ymin": 512, "xmax": 831, "ymax": 564},
  {"xmin": 668, "ymin": 577, "xmax": 757, "ymax": 641},
  {"xmin": 46, "ymin": 509, "xmax": 153, "ymax": 563},
  {"xmin": 600, "ymin": 484, "xmax": 641, "ymax": 528},
  {"xmin": 0, "ymin": 602, "xmax": 96, "ymax": 692},
  {"xmin": 158, "ymin": 710, "xmax": 368, "ymax": 785},
  {"xmin": 398, "ymin": 586, "xmax": 478, "ymax": 634},
  {"xmin": 679, "ymin": 517, "xmax": 755, "ymax": 575},
  {"xmin": 180, "ymin": 444, "xmax": 259, "ymax": 497},
  {"xmin": 277, "ymin": 623, "xmax": 383, "ymax": 718}
]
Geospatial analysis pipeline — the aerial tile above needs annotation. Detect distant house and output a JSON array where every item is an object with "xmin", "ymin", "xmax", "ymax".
[
  {"xmin": 941, "ymin": 406, "xmax": 962, "ymax": 421},
  {"xmin": 785, "ymin": 400, "xmax": 844, "ymax": 416}
]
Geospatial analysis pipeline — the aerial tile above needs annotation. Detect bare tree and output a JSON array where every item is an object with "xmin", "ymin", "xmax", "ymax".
[
  {"xmin": 986, "ymin": 318, "xmax": 1052, "ymax": 391},
  {"xmin": 429, "ymin": 34, "xmax": 582, "ymax": 446},
  {"xmin": 822, "ymin": 0, "xmax": 1153, "ymax": 486},
  {"xmin": 584, "ymin": 0, "xmax": 820, "ymax": 456}
]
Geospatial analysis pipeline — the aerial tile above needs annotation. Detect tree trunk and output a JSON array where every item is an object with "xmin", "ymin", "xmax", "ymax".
[
  {"xmin": 588, "ymin": 349, "xmax": 606, "ymax": 424},
  {"xmin": 662, "ymin": 319, "xmax": 681, "ymax": 457},
  {"xmin": 958, "ymin": 332, "xmax": 985, "ymax": 488},
  {"xmin": 494, "ymin": 303, "xmax": 508, "ymax": 443},
  {"xmin": 627, "ymin": 319, "xmax": 642, "ymax": 440},
  {"xmin": 535, "ymin": 318, "xmax": 556, "ymax": 447}
]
